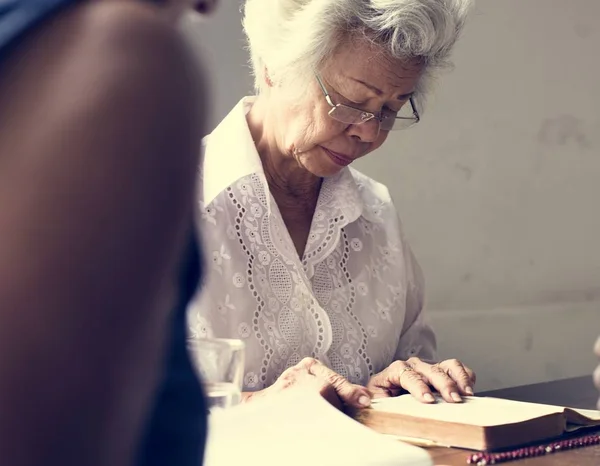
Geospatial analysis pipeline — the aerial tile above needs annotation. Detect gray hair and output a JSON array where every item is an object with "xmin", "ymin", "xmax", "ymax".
[{"xmin": 242, "ymin": 0, "xmax": 473, "ymax": 106}]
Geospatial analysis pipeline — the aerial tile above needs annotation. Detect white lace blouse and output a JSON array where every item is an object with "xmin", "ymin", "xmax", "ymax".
[{"xmin": 188, "ymin": 97, "xmax": 437, "ymax": 391}]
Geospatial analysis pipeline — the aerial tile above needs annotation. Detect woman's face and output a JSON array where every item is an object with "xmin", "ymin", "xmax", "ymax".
[{"xmin": 273, "ymin": 39, "xmax": 423, "ymax": 178}]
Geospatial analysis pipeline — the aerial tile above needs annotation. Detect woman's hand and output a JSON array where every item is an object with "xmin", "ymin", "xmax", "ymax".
[
  {"xmin": 243, "ymin": 357, "xmax": 372, "ymax": 410},
  {"xmin": 594, "ymin": 337, "xmax": 600, "ymax": 410},
  {"xmin": 366, "ymin": 357, "xmax": 476, "ymax": 403}
]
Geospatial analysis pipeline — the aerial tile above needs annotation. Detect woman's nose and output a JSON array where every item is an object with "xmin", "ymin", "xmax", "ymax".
[{"xmin": 346, "ymin": 118, "xmax": 381, "ymax": 143}]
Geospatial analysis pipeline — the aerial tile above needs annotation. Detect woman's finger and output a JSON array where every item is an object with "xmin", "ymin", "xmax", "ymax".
[
  {"xmin": 409, "ymin": 358, "xmax": 462, "ymax": 403},
  {"xmin": 440, "ymin": 359, "xmax": 475, "ymax": 395},
  {"xmin": 387, "ymin": 360, "xmax": 435, "ymax": 403},
  {"xmin": 304, "ymin": 358, "xmax": 372, "ymax": 409},
  {"xmin": 465, "ymin": 365, "xmax": 477, "ymax": 385}
]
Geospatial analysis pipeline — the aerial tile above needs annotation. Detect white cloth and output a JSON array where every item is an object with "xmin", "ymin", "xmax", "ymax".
[
  {"xmin": 188, "ymin": 97, "xmax": 437, "ymax": 391},
  {"xmin": 204, "ymin": 388, "xmax": 433, "ymax": 466}
]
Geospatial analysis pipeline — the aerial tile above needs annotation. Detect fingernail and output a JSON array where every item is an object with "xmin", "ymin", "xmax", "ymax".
[
  {"xmin": 465, "ymin": 386, "xmax": 474, "ymax": 395},
  {"xmin": 423, "ymin": 393, "xmax": 435, "ymax": 402},
  {"xmin": 451, "ymin": 392, "xmax": 462, "ymax": 402},
  {"xmin": 359, "ymin": 395, "xmax": 371, "ymax": 407}
]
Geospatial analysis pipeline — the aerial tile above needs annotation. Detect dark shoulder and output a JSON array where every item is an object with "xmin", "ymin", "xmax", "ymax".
[
  {"xmin": 67, "ymin": 2, "xmax": 205, "ymax": 113},
  {"xmin": 6, "ymin": 0, "xmax": 206, "ymax": 116},
  {"xmin": 0, "ymin": 0, "xmax": 206, "ymax": 173},
  {"xmin": 78, "ymin": 2, "xmax": 192, "ymax": 67},
  {"xmin": 66, "ymin": 1, "xmax": 185, "ymax": 56}
]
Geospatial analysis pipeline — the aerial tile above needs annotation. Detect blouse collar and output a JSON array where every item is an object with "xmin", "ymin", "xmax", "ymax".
[{"xmin": 201, "ymin": 97, "xmax": 369, "ymax": 226}]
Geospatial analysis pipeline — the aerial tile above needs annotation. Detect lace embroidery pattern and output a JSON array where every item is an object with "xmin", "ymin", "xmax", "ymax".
[
  {"xmin": 319, "ymin": 230, "xmax": 372, "ymax": 383},
  {"xmin": 302, "ymin": 171, "xmax": 362, "ymax": 279},
  {"xmin": 191, "ymin": 167, "xmax": 418, "ymax": 388},
  {"xmin": 226, "ymin": 184, "xmax": 272, "ymax": 387},
  {"xmin": 224, "ymin": 175, "xmax": 332, "ymax": 388}
]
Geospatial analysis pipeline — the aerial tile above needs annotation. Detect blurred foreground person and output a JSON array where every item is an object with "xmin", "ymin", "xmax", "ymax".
[{"xmin": 0, "ymin": 1, "xmax": 217, "ymax": 466}]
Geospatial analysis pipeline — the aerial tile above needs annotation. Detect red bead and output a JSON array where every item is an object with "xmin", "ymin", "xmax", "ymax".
[{"xmin": 466, "ymin": 435, "xmax": 600, "ymax": 465}]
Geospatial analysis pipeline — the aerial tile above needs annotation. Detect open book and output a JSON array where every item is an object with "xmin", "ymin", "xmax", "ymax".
[
  {"xmin": 203, "ymin": 388, "xmax": 433, "ymax": 466},
  {"xmin": 350, "ymin": 394, "xmax": 600, "ymax": 451}
]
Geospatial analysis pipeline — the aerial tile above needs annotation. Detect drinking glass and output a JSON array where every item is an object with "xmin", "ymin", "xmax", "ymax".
[{"xmin": 187, "ymin": 338, "xmax": 245, "ymax": 411}]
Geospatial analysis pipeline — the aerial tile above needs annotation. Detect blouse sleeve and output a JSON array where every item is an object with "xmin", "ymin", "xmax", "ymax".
[{"xmin": 393, "ymin": 228, "xmax": 438, "ymax": 364}]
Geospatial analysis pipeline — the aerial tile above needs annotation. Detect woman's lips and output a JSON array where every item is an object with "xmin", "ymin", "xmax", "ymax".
[{"xmin": 322, "ymin": 147, "xmax": 354, "ymax": 166}]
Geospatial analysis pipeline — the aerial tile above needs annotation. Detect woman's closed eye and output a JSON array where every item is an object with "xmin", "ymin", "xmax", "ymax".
[
  {"xmin": 336, "ymin": 91, "xmax": 364, "ymax": 107},
  {"xmin": 384, "ymin": 98, "xmax": 413, "ymax": 116},
  {"xmin": 331, "ymin": 86, "xmax": 370, "ymax": 107},
  {"xmin": 334, "ymin": 86, "xmax": 406, "ymax": 118},
  {"xmin": 348, "ymin": 94, "xmax": 404, "ymax": 115},
  {"xmin": 346, "ymin": 98, "xmax": 399, "ymax": 116}
]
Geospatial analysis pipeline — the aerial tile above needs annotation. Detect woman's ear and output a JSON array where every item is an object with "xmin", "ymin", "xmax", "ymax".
[{"xmin": 264, "ymin": 67, "xmax": 273, "ymax": 87}]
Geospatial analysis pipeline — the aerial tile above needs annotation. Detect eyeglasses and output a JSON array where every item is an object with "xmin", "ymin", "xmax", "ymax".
[{"xmin": 315, "ymin": 74, "xmax": 420, "ymax": 131}]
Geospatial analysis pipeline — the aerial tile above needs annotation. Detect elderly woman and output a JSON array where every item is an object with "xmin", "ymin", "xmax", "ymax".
[{"xmin": 190, "ymin": 0, "xmax": 476, "ymax": 406}]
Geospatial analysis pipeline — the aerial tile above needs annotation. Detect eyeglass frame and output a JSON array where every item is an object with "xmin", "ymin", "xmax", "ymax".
[{"xmin": 315, "ymin": 73, "xmax": 420, "ymax": 131}]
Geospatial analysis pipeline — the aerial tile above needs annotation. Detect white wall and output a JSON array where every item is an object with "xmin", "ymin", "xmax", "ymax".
[{"xmin": 187, "ymin": 0, "xmax": 600, "ymax": 390}]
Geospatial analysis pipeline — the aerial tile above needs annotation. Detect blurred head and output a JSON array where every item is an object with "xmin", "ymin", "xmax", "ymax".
[{"xmin": 243, "ymin": 0, "xmax": 472, "ymax": 177}]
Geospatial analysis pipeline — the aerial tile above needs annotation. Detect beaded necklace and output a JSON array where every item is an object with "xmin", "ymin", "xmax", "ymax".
[{"xmin": 466, "ymin": 434, "xmax": 600, "ymax": 465}]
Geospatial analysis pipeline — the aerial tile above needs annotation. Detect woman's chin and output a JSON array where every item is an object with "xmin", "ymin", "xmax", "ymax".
[
  {"xmin": 307, "ymin": 164, "xmax": 345, "ymax": 178},
  {"xmin": 315, "ymin": 150, "xmax": 354, "ymax": 175},
  {"xmin": 296, "ymin": 156, "xmax": 345, "ymax": 179}
]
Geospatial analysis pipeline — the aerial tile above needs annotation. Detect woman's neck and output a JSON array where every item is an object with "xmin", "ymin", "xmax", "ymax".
[{"xmin": 246, "ymin": 96, "xmax": 321, "ymax": 206}]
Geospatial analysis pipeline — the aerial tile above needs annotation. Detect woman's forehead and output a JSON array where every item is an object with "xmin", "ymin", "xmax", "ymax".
[{"xmin": 326, "ymin": 41, "xmax": 423, "ymax": 92}]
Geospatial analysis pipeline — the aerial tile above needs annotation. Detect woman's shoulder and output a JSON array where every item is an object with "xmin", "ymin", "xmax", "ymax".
[
  {"xmin": 348, "ymin": 167, "xmax": 396, "ymax": 211},
  {"xmin": 347, "ymin": 167, "xmax": 414, "ymax": 238}
]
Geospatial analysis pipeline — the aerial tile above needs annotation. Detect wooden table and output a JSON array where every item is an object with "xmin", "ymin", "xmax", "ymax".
[{"xmin": 427, "ymin": 376, "xmax": 600, "ymax": 466}]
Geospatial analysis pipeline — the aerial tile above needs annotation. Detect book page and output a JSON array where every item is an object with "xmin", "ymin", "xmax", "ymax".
[
  {"xmin": 204, "ymin": 388, "xmax": 433, "ymax": 466},
  {"xmin": 370, "ymin": 395, "xmax": 565, "ymax": 427},
  {"xmin": 563, "ymin": 407, "xmax": 600, "ymax": 430},
  {"xmin": 568, "ymin": 408, "xmax": 600, "ymax": 420}
]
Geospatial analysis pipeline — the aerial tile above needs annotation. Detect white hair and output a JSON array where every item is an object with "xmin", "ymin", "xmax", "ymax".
[{"xmin": 242, "ymin": 0, "xmax": 473, "ymax": 106}]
